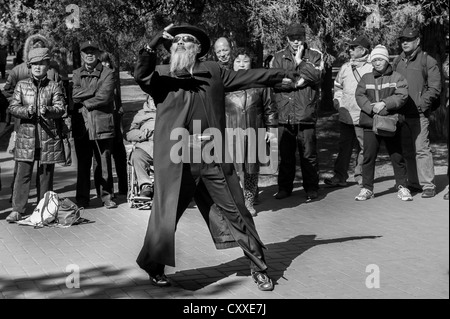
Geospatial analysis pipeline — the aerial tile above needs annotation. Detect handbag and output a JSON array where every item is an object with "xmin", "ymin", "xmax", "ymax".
[
  {"xmin": 372, "ymin": 114, "xmax": 398, "ymax": 137},
  {"xmin": 371, "ymin": 79, "xmax": 398, "ymax": 137}
]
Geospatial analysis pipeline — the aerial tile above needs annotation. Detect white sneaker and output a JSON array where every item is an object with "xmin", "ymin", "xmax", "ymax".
[
  {"xmin": 355, "ymin": 188, "xmax": 374, "ymax": 201},
  {"xmin": 397, "ymin": 185, "xmax": 413, "ymax": 201}
]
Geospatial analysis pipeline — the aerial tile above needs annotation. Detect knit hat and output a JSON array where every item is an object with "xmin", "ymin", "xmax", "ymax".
[
  {"xmin": 370, "ymin": 45, "xmax": 389, "ymax": 62},
  {"xmin": 28, "ymin": 48, "xmax": 51, "ymax": 64}
]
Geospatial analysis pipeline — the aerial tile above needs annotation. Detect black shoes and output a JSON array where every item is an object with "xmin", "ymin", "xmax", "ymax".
[
  {"xmin": 150, "ymin": 274, "xmax": 171, "ymax": 287},
  {"xmin": 251, "ymin": 271, "xmax": 274, "ymax": 291},
  {"xmin": 274, "ymin": 190, "xmax": 291, "ymax": 200},
  {"xmin": 306, "ymin": 190, "xmax": 318, "ymax": 202}
]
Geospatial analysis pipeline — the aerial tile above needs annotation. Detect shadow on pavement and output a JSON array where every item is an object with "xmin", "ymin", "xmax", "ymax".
[
  {"xmin": 0, "ymin": 234, "xmax": 381, "ymax": 298},
  {"xmin": 170, "ymin": 234, "xmax": 381, "ymax": 291}
]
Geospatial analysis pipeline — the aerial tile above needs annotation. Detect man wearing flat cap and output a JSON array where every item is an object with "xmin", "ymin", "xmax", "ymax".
[
  {"xmin": 134, "ymin": 23, "xmax": 299, "ymax": 291},
  {"xmin": 324, "ymin": 35, "xmax": 373, "ymax": 188},
  {"xmin": 6, "ymin": 47, "xmax": 67, "ymax": 223},
  {"xmin": 71, "ymin": 40, "xmax": 117, "ymax": 209},
  {"xmin": 271, "ymin": 22, "xmax": 324, "ymax": 202},
  {"xmin": 393, "ymin": 27, "xmax": 441, "ymax": 198}
]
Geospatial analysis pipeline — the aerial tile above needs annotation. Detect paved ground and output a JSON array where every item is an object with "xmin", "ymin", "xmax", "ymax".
[{"xmin": 0, "ymin": 59, "xmax": 448, "ymax": 301}]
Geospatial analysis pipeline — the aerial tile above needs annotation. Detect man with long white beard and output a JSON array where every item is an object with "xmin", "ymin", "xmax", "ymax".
[{"xmin": 134, "ymin": 23, "xmax": 303, "ymax": 292}]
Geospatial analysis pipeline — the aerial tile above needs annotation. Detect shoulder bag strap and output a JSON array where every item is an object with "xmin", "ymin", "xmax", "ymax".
[{"xmin": 351, "ymin": 64, "xmax": 362, "ymax": 83}]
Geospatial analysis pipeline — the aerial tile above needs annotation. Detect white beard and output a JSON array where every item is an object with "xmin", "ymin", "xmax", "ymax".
[{"xmin": 170, "ymin": 46, "xmax": 198, "ymax": 74}]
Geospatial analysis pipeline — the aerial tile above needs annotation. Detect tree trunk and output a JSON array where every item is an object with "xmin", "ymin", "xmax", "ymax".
[
  {"xmin": 422, "ymin": 22, "xmax": 448, "ymax": 142},
  {"xmin": 113, "ymin": 52, "xmax": 122, "ymax": 109}
]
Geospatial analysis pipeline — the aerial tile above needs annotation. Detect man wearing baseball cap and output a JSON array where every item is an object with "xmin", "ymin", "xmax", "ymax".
[
  {"xmin": 6, "ymin": 47, "xmax": 67, "ymax": 222},
  {"xmin": 271, "ymin": 22, "xmax": 324, "ymax": 202},
  {"xmin": 71, "ymin": 40, "xmax": 117, "ymax": 209},
  {"xmin": 393, "ymin": 27, "xmax": 441, "ymax": 198},
  {"xmin": 324, "ymin": 35, "xmax": 373, "ymax": 188}
]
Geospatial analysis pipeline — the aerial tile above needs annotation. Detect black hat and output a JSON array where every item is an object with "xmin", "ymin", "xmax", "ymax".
[
  {"xmin": 398, "ymin": 27, "xmax": 420, "ymax": 40},
  {"xmin": 347, "ymin": 35, "xmax": 371, "ymax": 50},
  {"xmin": 164, "ymin": 23, "xmax": 211, "ymax": 58},
  {"xmin": 286, "ymin": 23, "xmax": 306, "ymax": 40},
  {"xmin": 80, "ymin": 40, "xmax": 99, "ymax": 52}
]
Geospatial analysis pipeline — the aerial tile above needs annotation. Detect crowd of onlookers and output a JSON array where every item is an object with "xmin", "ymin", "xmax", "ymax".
[{"xmin": 0, "ymin": 22, "xmax": 448, "ymax": 225}]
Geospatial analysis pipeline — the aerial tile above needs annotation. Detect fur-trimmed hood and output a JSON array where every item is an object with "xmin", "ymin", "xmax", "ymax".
[{"xmin": 23, "ymin": 34, "xmax": 52, "ymax": 63}]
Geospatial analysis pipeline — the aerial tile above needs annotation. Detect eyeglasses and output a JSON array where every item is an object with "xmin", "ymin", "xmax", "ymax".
[
  {"xmin": 349, "ymin": 46, "xmax": 362, "ymax": 51},
  {"xmin": 399, "ymin": 37, "xmax": 417, "ymax": 43},
  {"xmin": 172, "ymin": 35, "xmax": 199, "ymax": 44}
]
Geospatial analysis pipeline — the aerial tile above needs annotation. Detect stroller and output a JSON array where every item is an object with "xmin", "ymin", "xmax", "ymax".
[{"xmin": 126, "ymin": 144, "xmax": 154, "ymax": 210}]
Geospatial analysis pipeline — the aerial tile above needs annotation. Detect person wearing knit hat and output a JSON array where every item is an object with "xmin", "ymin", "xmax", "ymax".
[
  {"xmin": 354, "ymin": 43, "xmax": 412, "ymax": 202},
  {"xmin": 6, "ymin": 45, "xmax": 67, "ymax": 223},
  {"xmin": 370, "ymin": 45, "xmax": 389, "ymax": 63}
]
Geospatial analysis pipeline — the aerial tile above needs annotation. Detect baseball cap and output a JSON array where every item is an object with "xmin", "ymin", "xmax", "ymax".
[
  {"xmin": 347, "ymin": 35, "xmax": 371, "ymax": 50},
  {"xmin": 398, "ymin": 27, "xmax": 420, "ymax": 40},
  {"xmin": 80, "ymin": 40, "xmax": 99, "ymax": 52}
]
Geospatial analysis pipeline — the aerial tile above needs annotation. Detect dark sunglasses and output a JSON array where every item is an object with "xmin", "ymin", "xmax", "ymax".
[
  {"xmin": 399, "ymin": 37, "xmax": 417, "ymax": 43},
  {"xmin": 172, "ymin": 35, "xmax": 199, "ymax": 44}
]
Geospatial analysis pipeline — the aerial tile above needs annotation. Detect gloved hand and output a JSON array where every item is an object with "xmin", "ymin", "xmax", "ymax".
[
  {"xmin": 371, "ymin": 102, "xmax": 386, "ymax": 114},
  {"xmin": 40, "ymin": 105, "xmax": 47, "ymax": 115},
  {"xmin": 27, "ymin": 105, "xmax": 36, "ymax": 118}
]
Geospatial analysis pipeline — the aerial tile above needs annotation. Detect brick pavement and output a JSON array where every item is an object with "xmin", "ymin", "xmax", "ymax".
[
  {"xmin": 0, "ymin": 69, "xmax": 448, "ymax": 300},
  {"xmin": 0, "ymin": 138, "xmax": 448, "ymax": 299}
]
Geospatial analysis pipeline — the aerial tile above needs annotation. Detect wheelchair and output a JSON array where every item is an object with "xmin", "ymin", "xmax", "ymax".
[{"xmin": 126, "ymin": 144, "xmax": 154, "ymax": 210}]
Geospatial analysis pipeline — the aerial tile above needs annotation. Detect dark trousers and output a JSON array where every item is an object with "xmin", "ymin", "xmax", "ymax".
[
  {"xmin": 148, "ymin": 162, "xmax": 267, "ymax": 277},
  {"xmin": 333, "ymin": 122, "xmax": 364, "ymax": 181},
  {"xmin": 112, "ymin": 120, "xmax": 128, "ymax": 195},
  {"xmin": 277, "ymin": 124, "xmax": 319, "ymax": 193},
  {"xmin": 0, "ymin": 63, "xmax": 5, "ymax": 79},
  {"xmin": 12, "ymin": 157, "xmax": 55, "ymax": 214},
  {"xmin": 75, "ymin": 133, "xmax": 114, "ymax": 204},
  {"xmin": 362, "ymin": 129, "xmax": 407, "ymax": 191}
]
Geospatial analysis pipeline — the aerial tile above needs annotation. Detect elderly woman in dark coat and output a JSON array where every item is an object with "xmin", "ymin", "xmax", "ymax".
[
  {"xmin": 6, "ymin": 48, "xmax": 66, "ymax": 222},
  {"xmin": 225, "ymin": 47, "xmax": 278, "ymax": 216}
]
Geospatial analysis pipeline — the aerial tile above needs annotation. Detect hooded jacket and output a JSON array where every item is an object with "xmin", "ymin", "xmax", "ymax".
[
  {"xmin": 8, "ymin": 76, "xmax": 67, "ymax": 163},
  {"xmin": 3, "ymin": 34, "xmax": 61, "ymax": 99}
]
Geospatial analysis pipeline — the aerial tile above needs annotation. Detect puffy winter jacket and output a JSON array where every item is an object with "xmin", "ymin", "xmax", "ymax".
[
  {"xmin": 8, "ymin": 76, "xmax": 67, "ymax": 163},
  {"xmin": 355, "ymin": 64, "xmax": 408, "ymax": 129},
  {"xmin": 72, "ymin": 61, "xmax": 116, "ymax": 140},
  {"xmin": 334, "ymin": 56, "xmax": 373, "ymax": 125},
  {"xmin": 272, "ymin": 46, "xmax": 323, "ymax": 124}
]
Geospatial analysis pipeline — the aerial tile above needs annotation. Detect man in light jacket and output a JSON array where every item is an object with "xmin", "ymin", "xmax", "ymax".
[{"xmin": 325, "ymin": 35, "xmax": 373, "ymax": 187}]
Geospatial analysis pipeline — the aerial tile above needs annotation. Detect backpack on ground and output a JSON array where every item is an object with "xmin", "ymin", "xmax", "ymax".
[
  {"xmin": 16, "ymin": 191, "xmax": 59, "ymax": 228},
  {"xmin": 392, "ymin": 51, "xmax": 442, "ymax": 112},
  {"xmin": 56, "ymin": 197, "xmax": 84, "ymax": 228}
]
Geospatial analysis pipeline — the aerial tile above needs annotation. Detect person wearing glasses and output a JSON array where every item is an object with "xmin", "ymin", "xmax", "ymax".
[
  {"xmin": 324, "ymin": 35, "xmax": 372, "ymax": 188},
  {"xmin": 393, "ymin": 27, "xmax": 441, "ymax": 199},
  {"xmin": 134, "ymin": 23, "xmax": 300, "ymax": 291},
  {"xmin": 6, "ymin": 48, "xmax": 67, "ymax": 223},
  {"xmin": 271, "ymin": 23, "xmax": 324, "ymax": 202}
]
